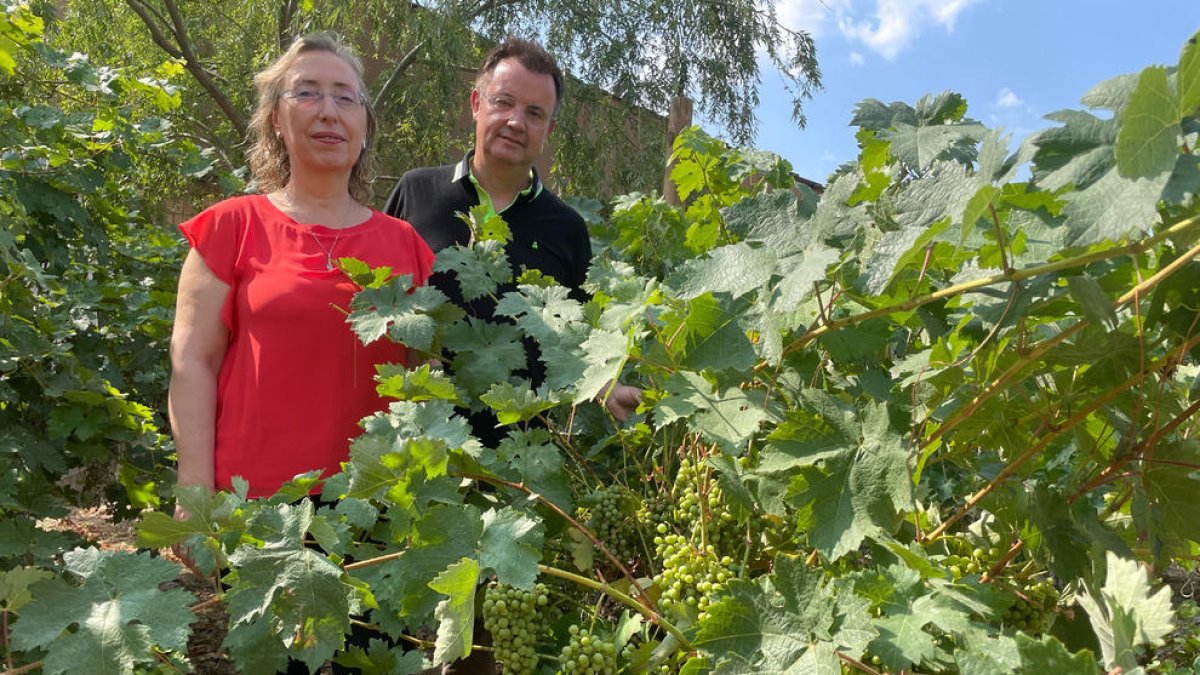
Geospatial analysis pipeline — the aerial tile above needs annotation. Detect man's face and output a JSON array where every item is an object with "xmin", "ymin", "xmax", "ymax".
[{"xmin": 471, "ymin": 58, "xmax": 557, "ymax": 169}]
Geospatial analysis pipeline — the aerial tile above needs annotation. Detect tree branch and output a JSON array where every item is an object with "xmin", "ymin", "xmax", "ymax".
[
  {"xmin": 124, "ymin": 0, "xmax": 248, "ymax": 139},
  {"xmin": 372, "ymin": 39, "xmax": 426, "ymax": 114}
]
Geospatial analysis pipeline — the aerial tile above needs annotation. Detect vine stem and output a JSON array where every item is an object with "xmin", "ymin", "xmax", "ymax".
[
  {"xmin": 341, "ymin": 472, "xmax": 657, "ymax": 615},
  {"xmin": 979, "ymin": 540, "xmax": 1025, "ymax": 583},
  {"xmin": 791, "ymin": 212, "xmax": 1200, "ymax": 350},
  {"xmin": 924, "ymin": 229, "xmax": 1200, "ymax": 454},
  {"xmin": 923, "ymin": 324, "xmax": 1082, "ymax": 450},
  {"xmin": 0, "ymin": 661, "xmax": 43, "ymax": 675},
  {"xmin": 1, "ymin": 609, "xmax": 10, "ymax": 671},
  {"xmin": 1069, "ymin": 396, "xmax": 1200, "ymax": 504},
  {"xmin": 459, "ymin": 472, "xmax": 656, "ymax": 613},
  {"xmin": 536, "ymin": 564, "xmax": 692, "ymax": 652},
  {"xmin": 836, "ymin": 650, "xmax": 882, "ymax": 674},
  {"xmin": 925, "ymin": 331, "xmax": 1200, "ymax": 542}
]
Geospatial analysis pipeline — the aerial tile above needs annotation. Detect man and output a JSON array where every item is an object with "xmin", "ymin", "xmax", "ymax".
[{"xmin": 384, "ymin": 38, "xmax": 639, "ymax": 437}]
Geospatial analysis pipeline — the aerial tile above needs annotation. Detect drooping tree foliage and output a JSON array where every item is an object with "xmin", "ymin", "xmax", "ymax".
[{"xmin": 54, "ymin": 0, "xmax": 819, "ymax": 202}]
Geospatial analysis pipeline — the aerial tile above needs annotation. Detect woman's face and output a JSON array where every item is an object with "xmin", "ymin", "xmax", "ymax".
[{"xmin": 272, "ymin": 50, "xmax": 367, "ymax": 180}]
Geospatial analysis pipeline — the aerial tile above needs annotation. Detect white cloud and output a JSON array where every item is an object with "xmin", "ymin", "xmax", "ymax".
[
  {"xmin": 995, "ymin": 87, "xmax": 1021, "ymax": 108},
  {"xmin": 775, "ymin": 0, "xmax": 983, "ymax": 61},
  {"xmin": 775, "ymin": 0, "xmax": 852, "ymax": 38},
  {"xmin": 849, "ymin": 51, "xmax": 865, "ymax": 66}
]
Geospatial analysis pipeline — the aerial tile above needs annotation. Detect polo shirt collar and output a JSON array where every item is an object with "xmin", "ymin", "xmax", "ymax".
[{"xmin": 453, "ymin": 150, "xmax": 544, "ymax": 209}]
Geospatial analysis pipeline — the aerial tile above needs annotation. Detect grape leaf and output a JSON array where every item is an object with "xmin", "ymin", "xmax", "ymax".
[
  {"xmin": 1076, "ymin": 551, "xmax": 1175, "ymax": 671},
  {"xmin": 480, "ymin": 381, "xmax": 557, "ymax": 425},
  {"xmin": 880, "ymin": 122, "xmax": 986, "ymax": 172},
  {"xmin": 348, "ymin": 280, "xmax": 458, "ymax": 353},
  {"xmin": 1062, "ymin": 168, "xmax": 1169, "ymax": 246},
  {"xmin": 495, "ymin": 285, "xmax": 591, "ymax": 389},
  {"xmin": 656, "ymin": 371, "xmax": 770, "ymax": 453},
  {"xmin": 953, "ymin": 631, "xmax": 1020, "ymax": 673},
  {"xmin": 1066, "ymin": 275, "xmax": 1118, "ymax": 329},
  {"xmin": 222, "ymin": 609, "xmax": 292, "ymax": 675},
  {"xmin": 786, "ymin": 403, "xmax": 911, "ymax": 560},
  {"xmin": 335, "ymin": 637, "xmax": 427, "ymax": 675},
  {"xmin": 10, "ymin": 549, "xmax": 194, "ymax": 674},
  {"xmin": 656, "ymin": 293, "xmax": 757, "ymax": 373},
  {"xmin": 433, "ymin": 239, "xmax": 510, "ymax": 301},
  {"xmin": 893, "ymin": 161, "xmax": 981, "ymax": 233},
  {"xmin": 429, "ymin": 557, "xmax": 479, "ymax": 664},
  {"xmin": 1014, "ymin": 633, "xmax": 1097, "ymax": 674},
  {"xmin": 770, "ymin": 243, "xmax": 840, "ymax": 314},
  {"xmin": 479, "ymin": 507, "xmax": 543, "ymax": 589},
  {"xmin": 225, "ymin": 504, "xmax": 357, "ymax": 671},
  {"xmin": 668, "ymin": 242, "xmax": 776, "ymax": 300},
  {"xmin": 339, "ymin": 257, "xmax": 393, "ymax": 289},
  {"xmin": 0, "ymin": 567, "xmax": 53, "ymax": 612},
  {"xmin": 868, "ymin": 593, "xmax": 972, "ymax": 672},
  {"xmin": 461, "ymin": 204, "xmax": 511, "ymax": 243},
  {"xmin": 1141, "ymin": 441, "xmax": 1200, "ymax": 546},
  {"xmin": 757, "ymin": 394, "xmax": 859, "ymax": 475},
  {"xmin": 722, "ymin": 190, "xmax": 814, "ymax": 254},
  {"xmin": 1115, "ymin": 66, "xmax": 1181, "ymax": 179},
  {"xmin": 354, "ymin": 504, "xmax": 482, "ymax": 636},
  {"xmin": 1082, "ymin": 72, "xmax": 1140, "ymax": 113},
  {"xmin": 696, "ymin": 555, "xmax": 872, "ymax": 673},
  {"xmin": 0, "ymin": 516, "xmax": 85, "ymax": 567},
  {"xmin": 574, "ymin": 327, "xmax": 630, "ymax": 405},
  {"xmin": 1180, "ymin": 30, "xmax": 1200, "ymax": 116},
  {"xmin": 375, "ymin": 363, "xmax": 462, "ymax": 403},
  {"xmin": 494, "ymin": 284, "xmax": 584, "ymax": 342},
  {"xmin": 443, "ymin": 317, "xmax": 526, "ymax": 400},
  {"xmin": 498, "ymin": 430, "xmax": 572, "ymax": 513},
  {"xmin": 1030, "ymin": 110, "xmax": 1118, "ymax": 192}
]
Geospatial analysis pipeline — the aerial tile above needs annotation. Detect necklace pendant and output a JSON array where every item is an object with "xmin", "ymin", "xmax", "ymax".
[{"xmin": 325, "ymin": 257, "xmax": 335, "ymax": 271}]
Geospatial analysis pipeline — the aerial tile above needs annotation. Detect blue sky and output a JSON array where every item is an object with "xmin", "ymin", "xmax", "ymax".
[{"xmin": 747, "ymin": 1, "xmax": 1200, "ymax": 183}]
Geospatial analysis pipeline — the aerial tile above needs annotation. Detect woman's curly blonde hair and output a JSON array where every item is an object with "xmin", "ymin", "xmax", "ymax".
[{"xmin": 246, "ymin": 32, "xmax": 377, "ymax": 203}]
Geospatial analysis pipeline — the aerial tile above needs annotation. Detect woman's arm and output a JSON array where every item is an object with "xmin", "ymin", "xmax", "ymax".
[{"xmin": 168, "ymin": 249, "xmax": 230, "ymax": 502}]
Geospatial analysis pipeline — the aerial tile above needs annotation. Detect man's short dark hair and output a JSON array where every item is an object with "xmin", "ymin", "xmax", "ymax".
[{"xmin": 476, "ymin": 38, "xmax": 564, "ymax": 115}]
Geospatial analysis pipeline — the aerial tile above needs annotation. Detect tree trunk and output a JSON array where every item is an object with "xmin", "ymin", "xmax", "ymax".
[{"xmin": 662, "ymin": 95, "xmax": 693, "ymax": 205}]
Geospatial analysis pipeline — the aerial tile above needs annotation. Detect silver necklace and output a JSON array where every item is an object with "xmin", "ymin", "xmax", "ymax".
[
  {"xmin": 310, "ymin": 228, "xmax": 342, "ymax": 270},
  {"xmin": 279, "ymin": 189, "xmax": 354, "ymax": 271}
]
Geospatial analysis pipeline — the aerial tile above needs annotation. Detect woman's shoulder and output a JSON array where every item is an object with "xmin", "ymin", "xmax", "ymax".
[{"xmin": 186, "ymin": 193, "xmax": 268, "ymax": 223}]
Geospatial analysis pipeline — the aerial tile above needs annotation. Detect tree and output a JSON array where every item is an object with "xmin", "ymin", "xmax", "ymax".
[{"xmin": 54, "ymin": 0, "xmax": 820, "ymax": 200}]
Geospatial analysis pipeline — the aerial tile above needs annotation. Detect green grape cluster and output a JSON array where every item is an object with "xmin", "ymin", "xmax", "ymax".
[
  {"xmin": 556, "ymin": 624, "xmax": 618, "ymax": 675},
  {"xmin": 580, "ymin": 484, "xmax": 640, "ymax": 564},
  {"xmin": 944, "ymin": 544, "xmax": 1002, "ymax": 580},
  {"xmin": 636, "ymin": 492, "xmax": 674, "ymax": 532},
  {"xmin": 1002, "ymin": 579, "xmax": 1058, "ymax": 635},
  {"xmin": 670, "ymin": 456, "xmax": 740, "ymax": 555},
  {"xmin": 482, "ymin": 582, "xmax": 549, "ymax": 675},
  {"xmin": 654, "ymin": 531, "xmax": 734, "ymax": 620}
]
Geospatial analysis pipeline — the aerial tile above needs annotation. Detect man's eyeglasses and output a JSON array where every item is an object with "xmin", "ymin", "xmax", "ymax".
[
  {"xmin": 485, "ymin": 94, "xmax": 552, "ymax": 129},
  {"xmin": 280, "ymin": 88, "xmax": 365, "ymax": 110}
]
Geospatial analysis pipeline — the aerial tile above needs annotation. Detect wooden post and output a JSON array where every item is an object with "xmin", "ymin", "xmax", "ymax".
[{"xmin": 662, "ymin": 95, "xmax": 693, "ymax": 205}]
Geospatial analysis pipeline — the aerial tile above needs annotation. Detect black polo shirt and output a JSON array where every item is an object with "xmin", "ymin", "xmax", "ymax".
[{"xmin": 383, "ymin": 152, "xmax": 593, "ymax": 445}]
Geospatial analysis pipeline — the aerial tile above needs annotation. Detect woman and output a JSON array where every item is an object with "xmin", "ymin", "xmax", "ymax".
[{"xmin": 169, "ymin": 33, "xmax": 434, "ymax": 502}]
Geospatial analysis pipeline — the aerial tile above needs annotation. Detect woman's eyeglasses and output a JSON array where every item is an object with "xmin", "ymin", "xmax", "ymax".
[{"xmin": 280, "ymin": 88, "xmax": 365, "ymax": 110}]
